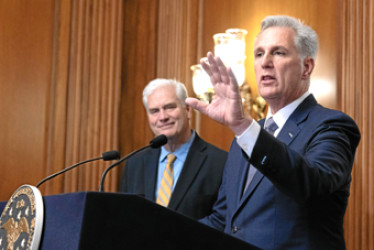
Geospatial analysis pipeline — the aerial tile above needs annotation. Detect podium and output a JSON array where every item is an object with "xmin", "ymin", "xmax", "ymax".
[{"xmin": 0, "ymin": 192, "xmax": 258, "ymax": 249}]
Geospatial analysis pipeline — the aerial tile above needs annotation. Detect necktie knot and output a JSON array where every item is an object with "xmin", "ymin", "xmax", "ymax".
[
  {"xmin": 167, "ymin": 154, "xmax": 176, "ymax": 165},
  {"xmin": 265, "ymin": 117, "xmax": 278, "ymax": 135}
]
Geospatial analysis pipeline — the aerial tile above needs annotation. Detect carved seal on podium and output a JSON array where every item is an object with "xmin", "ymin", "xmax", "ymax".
[{"xmin": 0, "ymin": 185, "xmax": 43, "ymax": 250}]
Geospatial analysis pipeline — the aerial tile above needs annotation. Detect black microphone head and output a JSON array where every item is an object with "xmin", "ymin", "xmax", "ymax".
[
  {"xmin": 149, "ymin": 134, "xmax": 168, "ymax": 148},
  {"xmin": 102, "ymin": 150, "xmax": 121, "ymax": 161}
]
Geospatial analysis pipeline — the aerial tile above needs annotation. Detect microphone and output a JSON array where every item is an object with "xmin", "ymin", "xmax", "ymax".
[
  {"xmin": 98, "ymin": 134, "xmax": 167, "ymax": 192},
  {"xmin": 36, "ymin": 150, "xmax": 120, "ymax": 188}
]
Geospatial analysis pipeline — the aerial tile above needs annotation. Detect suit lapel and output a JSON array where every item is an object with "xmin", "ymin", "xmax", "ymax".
[
  {"xmin": 144, "ymin": 148, "xmax": 160, "ymax": 201},
  {"xmin": 168, "ymin": 135, "xmax": 206, "ymax": 210},
  {"xmin": 277, "ymin": 120, "xmax": 300, "ymax": 144},
  {"xmin": 238, "ymin": 155, "xmax": 265, "ymax": 208},
  {"xmin": 236, "ymin": 155, "xmax": 250, "ymax": 204},
  {"xmin": 236, "ymin": 95, "xmax": 318, "ymax": 210},
  {"xmin": 239, "ymin": 170, "xmax": 264, "ymax": 207},
  {"xmin": 277, "ymin": 94, "xmax": 317, "ymax": 144},
  {"xmin": 235, "ymin": 150, "xmax": 266, "ymax": 206}
]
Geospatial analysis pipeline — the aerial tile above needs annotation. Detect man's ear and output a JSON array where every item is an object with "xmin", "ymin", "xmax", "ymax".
[{"xmin": 301, "ymin": 57, "xmax": 315, "ymax": 80}]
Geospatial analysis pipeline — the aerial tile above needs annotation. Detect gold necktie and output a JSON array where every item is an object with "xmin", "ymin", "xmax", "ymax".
[{"xmin": 156, "ymin": 154, "xmax": 177, "ymax": 207}]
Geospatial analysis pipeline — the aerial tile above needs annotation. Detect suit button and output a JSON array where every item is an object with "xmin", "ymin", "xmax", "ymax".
[{"xmin": 231, "ymin": 226, "xmax": 239, "ymax": 233}]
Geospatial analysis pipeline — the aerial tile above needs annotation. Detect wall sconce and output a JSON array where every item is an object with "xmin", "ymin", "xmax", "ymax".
[
  {"xmin": 190, "ymin": 62, "xmax": 214, "ymax": 103},
  {"xmin": 213, "ymin": 29, "xmax": 247, "ymax": 86},
  {"xmin": 190, "ymin": 28, "xmax": 267, "ymax": 120}
]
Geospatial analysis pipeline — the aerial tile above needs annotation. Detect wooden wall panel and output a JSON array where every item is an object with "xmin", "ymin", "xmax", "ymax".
[
  {"xmin": 157, "ymin": 0, "xmax": 199, "ymax": 82},
  {"xmin": 120, "ymin": 0, "xmax": 158, "ymax": 157},
  {"xmin": 56, "ymin": 0, "xmax": 123, "ymax": 193},
  {"xmin": 0, "ymin": 0, "xmax": 55, "ymax": 199},
  {"xmin": 0, "ymin": 0, "xmax": 123, "ymax": 200},
  {"xmin": 156, "ymin": 0, "xmax": 207, "ymax": 143},
  {"xmin": 340, "ymin": 0, "xmax": 374, "ymax": 249},
  {"xmin": 43, "ymin": 0, "xmax": 72, "ymax": 196}
]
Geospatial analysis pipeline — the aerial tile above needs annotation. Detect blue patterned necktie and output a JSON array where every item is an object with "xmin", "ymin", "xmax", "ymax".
[{"xmin": 264, "ymin": 117, "xmax": 278, "ymax": 135}]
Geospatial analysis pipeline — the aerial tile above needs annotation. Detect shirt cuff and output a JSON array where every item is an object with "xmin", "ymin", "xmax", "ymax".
[{"xmin": 235, "ymin": 120, "xmax": 261, "ymax": 158}]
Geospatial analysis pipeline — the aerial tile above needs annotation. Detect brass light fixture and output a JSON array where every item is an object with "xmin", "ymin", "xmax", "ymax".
[{"xmin": 190, "ymin": 28, "xmax": 267, "ymax": 120}]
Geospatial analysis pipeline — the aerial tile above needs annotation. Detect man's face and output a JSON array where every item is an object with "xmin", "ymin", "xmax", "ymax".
[
  {"xmin": 254, "ymin": 26, "xmax": 309, "ymax": 109},
  {"xmin": 146, "ymin": 85, "xmax": 191, "ymax": 141}
]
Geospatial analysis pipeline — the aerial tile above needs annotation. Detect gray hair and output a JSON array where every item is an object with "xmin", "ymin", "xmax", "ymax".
[
  {"xmin": 260, "ymin": 15, "xmax": 319, "ymax": 60},
  {"xmin": 142, "ymin": 78, "xmax": 188, "ymax": 108}
]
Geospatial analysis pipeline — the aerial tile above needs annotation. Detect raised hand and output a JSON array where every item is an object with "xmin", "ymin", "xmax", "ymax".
[{"xmin": 185, "ymin": 52, "xmax": 253, "ymax": 135}]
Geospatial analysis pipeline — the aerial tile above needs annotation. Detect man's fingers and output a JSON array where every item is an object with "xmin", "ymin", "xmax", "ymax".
[
  {"xmin": 202, "ymin": 53, "xmax": 222, "ymax": 85},
  {"xmin": 201, "ymin": 58, "xmax": 212, "ymax": 76},
  {"xmin": 216, "ymin": 57, "xmax": 231, "ymax": 84},
  {"xmin": 207, "ymin": 53, "xmax": 222, "ymax": 83},
  {"xmin": 185, "ymin": 97, "xmax": 209, "ymax": 115},
  {"xmin": 228, "ymin": 67, "xmax": 240, "ymax": 91},
  {"xmin": 200, "ymin": 52, "xmax": 234, "ymax": 88}
]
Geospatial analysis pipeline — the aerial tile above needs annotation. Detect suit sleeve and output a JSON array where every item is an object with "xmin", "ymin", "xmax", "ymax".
[
  {"xmin": 250, "ymin": 112, "xmax": 361, "ymax": 203},
  {"xmin": 198, "ymin": 166, "xmax": 227, "ymax": 231}
]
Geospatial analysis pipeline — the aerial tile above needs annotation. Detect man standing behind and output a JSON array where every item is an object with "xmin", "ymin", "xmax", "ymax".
[
  {"xmin": 186, "ymin": 16, "xmax": 361, "ymax": 249},
  {"xmin": 119, "ymin": 78, "xmax": 227, "ymax": 220}
]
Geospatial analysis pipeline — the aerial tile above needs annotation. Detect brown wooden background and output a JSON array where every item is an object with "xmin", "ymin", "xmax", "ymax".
[{"xmin": 0, "ymin": 0, "xmax": 372, "ymax": 249}]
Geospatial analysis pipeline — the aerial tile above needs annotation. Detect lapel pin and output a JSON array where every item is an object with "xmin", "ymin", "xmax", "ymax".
[{"xmin": 261, "ymin": 156, "xmax": 268, "ymax": 165}]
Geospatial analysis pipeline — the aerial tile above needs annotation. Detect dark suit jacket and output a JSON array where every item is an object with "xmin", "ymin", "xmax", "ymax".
[
  {"xmin": 119, "ymin": 133, "xmax": 228, "ymax": 220},
  {"xmin": 201, "ymin": 95, "xmax": 361, "ymax": 249}
]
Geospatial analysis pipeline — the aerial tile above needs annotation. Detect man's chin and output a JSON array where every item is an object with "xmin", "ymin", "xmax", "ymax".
[
  {"xmin": 259, "ymin": 91, "xmax": 279, "ymax": 102},
  {"xmin": 164, "ymin": 134, "xmax": 176, "ymax": 140},
  {"xmin": 155, "ymin": 131, "xmax": 175, "ymax": 139}
]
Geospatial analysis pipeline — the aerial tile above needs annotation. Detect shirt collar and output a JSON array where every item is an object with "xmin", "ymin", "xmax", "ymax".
[
  {"xmin": 266, "ymin": 91, "xmax": 310, "ymax": 130},
  {"xmin": 160, "ymin": 130, "xmax": 195, "ymax": 162}
]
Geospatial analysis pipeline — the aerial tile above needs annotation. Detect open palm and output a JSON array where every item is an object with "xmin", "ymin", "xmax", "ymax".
[{"xmin": 186, "ymin": 52, "xmax": 253, "ymax": 135}]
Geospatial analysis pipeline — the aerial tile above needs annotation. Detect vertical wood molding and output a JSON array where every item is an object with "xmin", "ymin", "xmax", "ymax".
[
  {"xmin": 45, "ymin": 0, "xmax": 123, "ymax": 194},
  {"xmin": 44, "ymin": 0, "xmax": 72, "ymax": 195},
  {"xmin": 156, "ymin": 0, "xmax": 201, "ymax": 137},
  {"xmin": 157, "ymin": 0, "xmax": 199, "ymax": 92},
  {"xmin": 341, "ymin": 0, "xmax": 374, "ymax": 249},
  {"xmin": 120, "ymin": 0, "xmax": 158, "ymax": 160}
]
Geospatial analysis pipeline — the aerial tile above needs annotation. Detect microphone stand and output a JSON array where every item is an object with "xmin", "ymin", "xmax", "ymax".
[
  {"xmin": 98, "ymin": 147, "xmax": 150, "ymax": 192},
  {"xmin": 36, "ymin": 150, "xmax": 120, "ymax": 188},
  {"xmin": 98, "ymin": 134, "xmax": 167, "ymax": 192},
  {"xmin": 36, "ymin": 157, "xmax": 101, "ymax": 188}
]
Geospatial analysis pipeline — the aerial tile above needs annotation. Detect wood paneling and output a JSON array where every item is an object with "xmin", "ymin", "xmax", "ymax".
[
  {"xmin": 57, "ymin": 0, "xmax": 123, "ymax": 193},
  {"xmin": 0, "ymin": 0, "xmax": 55, "ymax": 198},
  {"xmin": 120, "ymin": 0, "xmax": 158, "ymax": 157},
  {"xmin": 43, "ymin": 0, "xmax": 72, "ymax": 196},
  {"xmin": 340, "ymin": 0, "xmax": 374, "ymax": 249},
  {"xmin": 157, "ymin": 0, "xmax": 200, "ymax": 82},
  {"xmin": 0, "ymin": 0, "xmax": 123, "ymax": 199}
]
